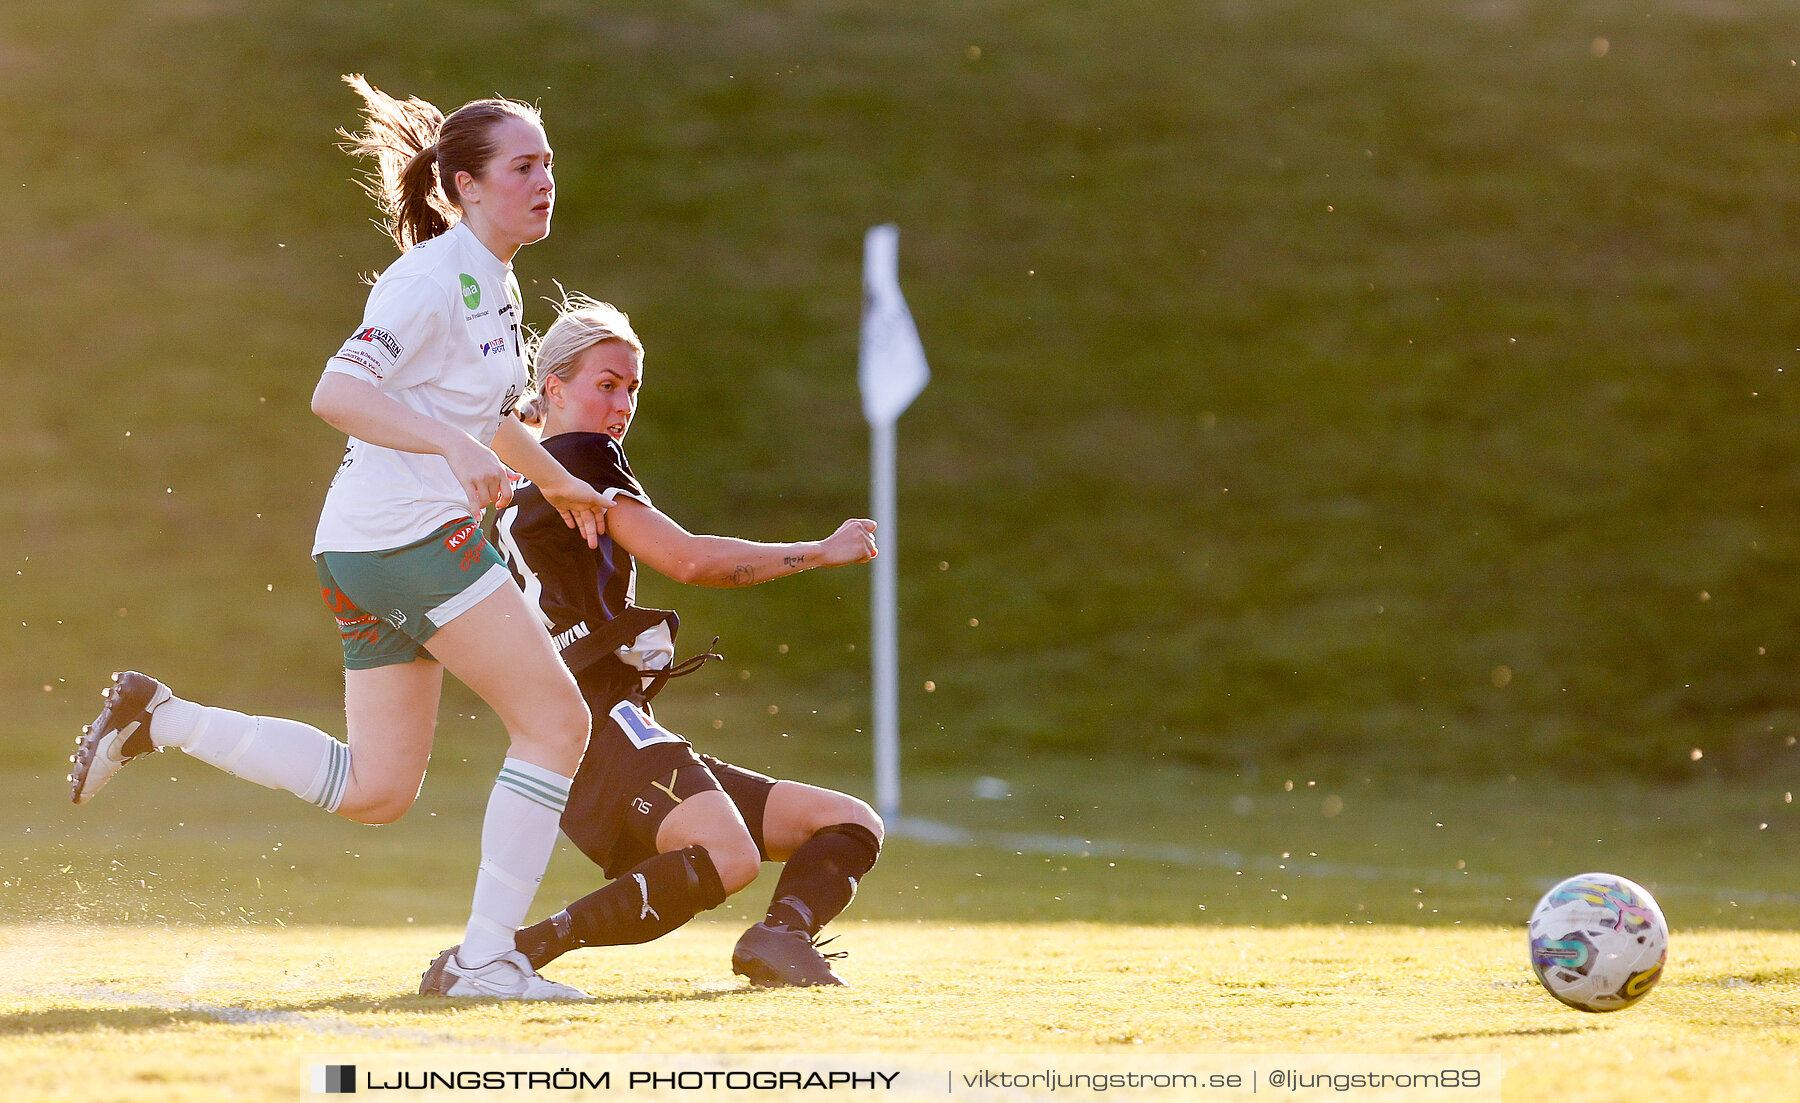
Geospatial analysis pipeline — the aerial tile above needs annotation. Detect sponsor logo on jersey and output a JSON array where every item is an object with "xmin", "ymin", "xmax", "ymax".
[
  {"xmin": 460, "ymin": 273, "xmax": 482, "ymax": 310},
  {"xmin": 352, "ymin": 327, "xmax": 403, "ymax": 358},
  {"xmin": 335, "ymin": 615, "xmax": 381, "ymax": 646},
  {"xmin": 553, "ymin": 621, "xmax": 591, "ymax": 651},
  {"xmin": 446, "ymin": 522, "xmax": 481, "ymax": 551},
  {"xmin": 320, "ymin": 586, "xmax": 382, "ymax": 643},
  {"xmin": 331, "ymin": 349, "xmax": 384, "ymax": 379},
  {"xmin": 446, "ymin": 521, "xmax": 485, "ymax": 570},
  {"xmin": 480, "ymin": 337, "xmax": 508, "ymax": 357},
  {"xmin": 320, "ymin": 585, "xmax": 363, "ymax": 617}
]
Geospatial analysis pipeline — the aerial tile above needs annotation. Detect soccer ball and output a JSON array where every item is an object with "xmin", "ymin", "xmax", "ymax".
[{"xmin": 1527, "ymin": 872, "xmax": 1668, "ymax": 1012}]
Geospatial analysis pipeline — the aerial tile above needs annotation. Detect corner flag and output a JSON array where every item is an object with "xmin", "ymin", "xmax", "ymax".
[
  {"xmin": 860, "ymin": 224, "xmax": 930, "ymax": 426},
  {"xmin": 859, "ymin": 224, "xmax": 928, "ymax": 822}
]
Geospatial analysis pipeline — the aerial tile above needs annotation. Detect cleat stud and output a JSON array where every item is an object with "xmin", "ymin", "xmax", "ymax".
[{"xmin": 82, "ymin": 725, "xmax": 91, "ymax": 734}]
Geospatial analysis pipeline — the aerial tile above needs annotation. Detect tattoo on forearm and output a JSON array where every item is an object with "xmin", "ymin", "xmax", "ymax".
[
  {"xmin": 783, "ymin": 554, "xmax": 806, "ymax": 568},
  {"xmin": 732, "ymin": 564, "xmax": 757, "ymax": 585}
]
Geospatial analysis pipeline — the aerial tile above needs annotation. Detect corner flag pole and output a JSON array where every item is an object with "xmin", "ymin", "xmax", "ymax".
[
  {"xmin": 859, "ymin": 224, "xmax": 929, "ymax": 824},
  {"xmin": 869, "ymin": 417, "xmax": 901, "ymax": 822}
]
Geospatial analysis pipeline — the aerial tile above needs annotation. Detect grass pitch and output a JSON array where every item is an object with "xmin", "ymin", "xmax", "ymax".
[
  {"xmin": 3, "ymin": 755, "xmax": 1798, "ymax": 1102},
  {"xmin": 1, "ymin": 921, "xmax": 1796, "ymax": 1102}
]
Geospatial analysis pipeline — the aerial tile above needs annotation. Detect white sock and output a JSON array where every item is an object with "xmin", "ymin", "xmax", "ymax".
[
  {"xmin": 459, "ymin": 758, "xmax": 572, "ymax": 967},
  {"xmin": 149, "ymin": 696, "xmax": 351, "ymax": 813}
]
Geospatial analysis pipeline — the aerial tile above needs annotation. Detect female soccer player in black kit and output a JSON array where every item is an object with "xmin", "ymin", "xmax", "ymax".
[{"xmin": 421, "ymin": 293, "xmax": 883, "ymax": 991}]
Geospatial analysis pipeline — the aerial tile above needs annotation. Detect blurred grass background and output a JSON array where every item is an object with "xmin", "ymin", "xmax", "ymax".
[{"xmin": 7, "ymin": 0, "xmax": 1800, "ymax": 804}]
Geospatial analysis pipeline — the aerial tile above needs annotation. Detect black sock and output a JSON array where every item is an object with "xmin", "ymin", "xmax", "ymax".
[
  {"xmin": 762, "ymin": 823, "xmax": 881, "ymax": 935},
  {"xmin": 516, "ymin": 845, "xmax": 726, "ymax": 969}
]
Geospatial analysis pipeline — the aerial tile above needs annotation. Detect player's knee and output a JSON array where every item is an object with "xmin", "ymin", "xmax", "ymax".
[
  {"xmin": 351, "ymin": 801, "xmax": 408, "ymax": 826},
  {"xmin": 812, "ymin": 791, "xmax": 882, "ymax": 842},
  {"xmin": 550, "ymin": 693, "xmax": 591, "ymax": 755},
  {"xmin": 706, "ymin": 832, "xmax": 762, "ymax": 895},
  {"xmin": 513, "ymin": 691, "xmax": 590, "ymax": 772},
  {"xmin": 842, "ymin": 795, "xmax": 883, "ymax": 842},
  {"xmin": 340, "ymin": 784, "xmax": 418, "ymax": 825}
]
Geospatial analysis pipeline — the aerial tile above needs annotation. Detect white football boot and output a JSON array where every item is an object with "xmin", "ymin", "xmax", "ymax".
[{"xmin": 419, "ymin": 946, "xmax": 589, "ymax": 1000}]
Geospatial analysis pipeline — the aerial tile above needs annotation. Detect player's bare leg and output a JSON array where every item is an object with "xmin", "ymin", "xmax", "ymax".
[{"xmin": 731, "ymin": 782, "xmax": 883, "ymax": 987}]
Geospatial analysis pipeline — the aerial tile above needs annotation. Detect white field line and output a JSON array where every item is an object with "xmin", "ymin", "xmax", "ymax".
[
  {"xmin": 51, "ymin": 985, "xmax": 568, "ymax": 1050},
  {"xmin": 890, "ymin": 817, "xmax": 1800, "ymax": 907}
]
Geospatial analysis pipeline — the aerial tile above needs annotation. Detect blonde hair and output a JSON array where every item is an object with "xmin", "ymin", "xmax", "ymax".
[
  {"xmin": 337, "ymin": 74, "xmax": 544, "ymax": 252},
  {"xmin": 515, "ymin": 289, "xmax": 644, "ymax": 426}
]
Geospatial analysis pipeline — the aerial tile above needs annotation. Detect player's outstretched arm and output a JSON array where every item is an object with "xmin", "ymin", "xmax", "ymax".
[
  {"xmin": 491, "ymin": 416, "xmax": 607, "ymax": 548},
  {"xmin": 607, "ymin": 499, "xmax": 876, "ymax": 588}
]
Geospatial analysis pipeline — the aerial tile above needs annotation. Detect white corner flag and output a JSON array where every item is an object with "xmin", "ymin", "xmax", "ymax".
[
  {"xmin": 860, "ymin": 224, "xmax": 928, "ymax": 823},
  {"xmin": 860, "ymin": 225, "xmax": 930, "ymax": 423}
]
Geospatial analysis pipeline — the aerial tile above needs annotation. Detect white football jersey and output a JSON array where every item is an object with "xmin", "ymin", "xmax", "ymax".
[{"xmin": 313, "ymin": 222, "xmax": 530, "ymax": 554}]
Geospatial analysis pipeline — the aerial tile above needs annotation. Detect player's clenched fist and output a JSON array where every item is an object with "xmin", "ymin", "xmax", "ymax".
[{"xmin": 818, "ymin": 519, "xmax": 878, "ymax": 567}]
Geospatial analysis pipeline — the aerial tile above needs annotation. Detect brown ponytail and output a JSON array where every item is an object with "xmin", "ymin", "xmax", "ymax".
[{"xmin": 338, "ymin": 74, "xmax": 544, "ymax": 252}]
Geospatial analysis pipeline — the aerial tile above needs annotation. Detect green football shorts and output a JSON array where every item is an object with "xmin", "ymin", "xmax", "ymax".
[{"xmin": 315, "ymin": 518, "xmax": 512, "ymax": 669}]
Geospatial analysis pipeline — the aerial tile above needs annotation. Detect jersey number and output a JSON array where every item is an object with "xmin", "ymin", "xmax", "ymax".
[{"xmin": 610, "ymin": 701, "xmax": 683, "ymax": 750}]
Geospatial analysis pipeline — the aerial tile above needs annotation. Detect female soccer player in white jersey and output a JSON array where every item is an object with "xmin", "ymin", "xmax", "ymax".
[
  {"xmin": 432, "ymin": 293, "xmax": 884, "ymax": 989},
  {"xmin": 70, "ymin": 77, "xmax": 606, "ymax": 1001}
]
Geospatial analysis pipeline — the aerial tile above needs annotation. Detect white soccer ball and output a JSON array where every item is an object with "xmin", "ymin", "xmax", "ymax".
[{"xmin": 1527, "ymin": 872, "xmax": 1668, "ymax": 1012}]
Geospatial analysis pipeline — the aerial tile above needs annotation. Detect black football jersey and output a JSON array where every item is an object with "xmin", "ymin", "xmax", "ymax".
[{"xmin": 495, "ymin": 432, "xmax": 656, "ymax": 675}]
